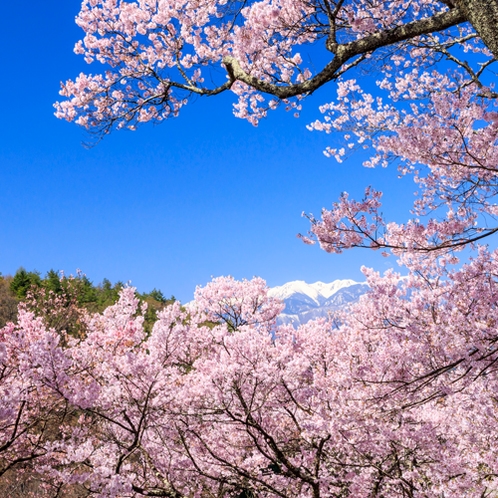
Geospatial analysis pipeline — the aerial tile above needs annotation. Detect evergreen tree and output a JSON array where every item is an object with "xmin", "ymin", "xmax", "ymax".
[{"xmin": 10, "ymin": 268, "xmax": 41, "ymax": 299}]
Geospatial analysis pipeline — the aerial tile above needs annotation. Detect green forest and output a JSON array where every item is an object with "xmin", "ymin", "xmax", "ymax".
[{"xmin": 0, "ymin": 268, "xmax": 175, "ymax": 335}]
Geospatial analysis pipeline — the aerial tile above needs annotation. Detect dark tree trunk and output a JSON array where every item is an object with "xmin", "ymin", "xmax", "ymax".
[{"xmin": 455, "ymin": 0, "xmax": 498, "ymax": 58}]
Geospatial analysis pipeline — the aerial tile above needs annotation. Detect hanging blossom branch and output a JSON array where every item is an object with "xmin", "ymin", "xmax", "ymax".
[{"xmin": 55, "ymin": 1, "xmax": 468, "ymax": 135}]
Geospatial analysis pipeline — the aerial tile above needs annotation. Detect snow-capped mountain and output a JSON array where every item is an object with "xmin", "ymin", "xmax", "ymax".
[{"xmin": 268, "ymin": 279, "xmax": 369, "ymax": 327}]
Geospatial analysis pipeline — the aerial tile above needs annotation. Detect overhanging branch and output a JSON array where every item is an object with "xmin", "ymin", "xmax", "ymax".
[{"xmin": 223, "ymin": 8, "xmax": 466, "ymax": 99}]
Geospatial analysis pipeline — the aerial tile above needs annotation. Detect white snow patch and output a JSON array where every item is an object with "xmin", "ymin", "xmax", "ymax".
[{"xmin": 268, "ymin": 279, "xmax": 362, "ymax": 305}]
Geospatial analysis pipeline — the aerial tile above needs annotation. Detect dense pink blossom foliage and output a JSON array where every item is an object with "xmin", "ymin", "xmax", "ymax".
[{"xmin": 1, "ymin": 272, "xmax": 498, "ymax": 496}]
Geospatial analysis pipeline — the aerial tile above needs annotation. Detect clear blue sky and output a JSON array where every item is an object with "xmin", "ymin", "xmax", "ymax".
[{"xmin": 0, "ymin": 2, "xmax": 411, "ymax": 302}]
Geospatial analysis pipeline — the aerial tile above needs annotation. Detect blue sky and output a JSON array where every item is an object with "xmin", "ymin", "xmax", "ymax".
[{"xmin": 0, "ymin": 2, "xmax": 411, "ymax": 302}]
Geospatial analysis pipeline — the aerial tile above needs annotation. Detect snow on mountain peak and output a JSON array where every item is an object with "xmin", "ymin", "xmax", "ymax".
[{"xmin": 268, "ymin": 279, "xmax": 362, "ymax": 304}]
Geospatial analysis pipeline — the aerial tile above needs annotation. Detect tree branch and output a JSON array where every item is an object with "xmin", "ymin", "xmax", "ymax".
[{"xmin": 223, "ymin": 8, "xmax": 466, "ymax": 99}]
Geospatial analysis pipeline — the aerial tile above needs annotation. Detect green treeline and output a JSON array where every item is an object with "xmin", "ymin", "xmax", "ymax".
[{"xmin": 0, "ymin": 268, "xmax": 175, "ymax": 334}]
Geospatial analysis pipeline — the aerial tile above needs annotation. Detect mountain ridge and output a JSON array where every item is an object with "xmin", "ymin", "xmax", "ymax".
[{"xmin": 268, "ymin": 279, "xmax": 369, "ymax": 327}]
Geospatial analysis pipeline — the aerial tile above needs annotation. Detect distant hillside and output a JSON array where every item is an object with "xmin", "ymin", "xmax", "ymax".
[
  {"xmin": 268, "ymin": 279, "xmax": 369, "ymax": 327},
  {"xmin": 0, "ymin": 268, "xmax": 174, "ymax": 334}
]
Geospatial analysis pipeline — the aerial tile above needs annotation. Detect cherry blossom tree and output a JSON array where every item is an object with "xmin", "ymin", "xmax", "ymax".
[
  {"xmin": 2, "ymin": 275, "xmax": 496, "ymax": 496},
  {"xmin": 0, "ymin": 307, "xmax": 83, "ymax": 497}
]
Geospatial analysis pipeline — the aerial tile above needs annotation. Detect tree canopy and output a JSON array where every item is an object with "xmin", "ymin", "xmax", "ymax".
[{"xmin": 2, "ymin": 274, "xmax": 498, "ymax": 496}]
